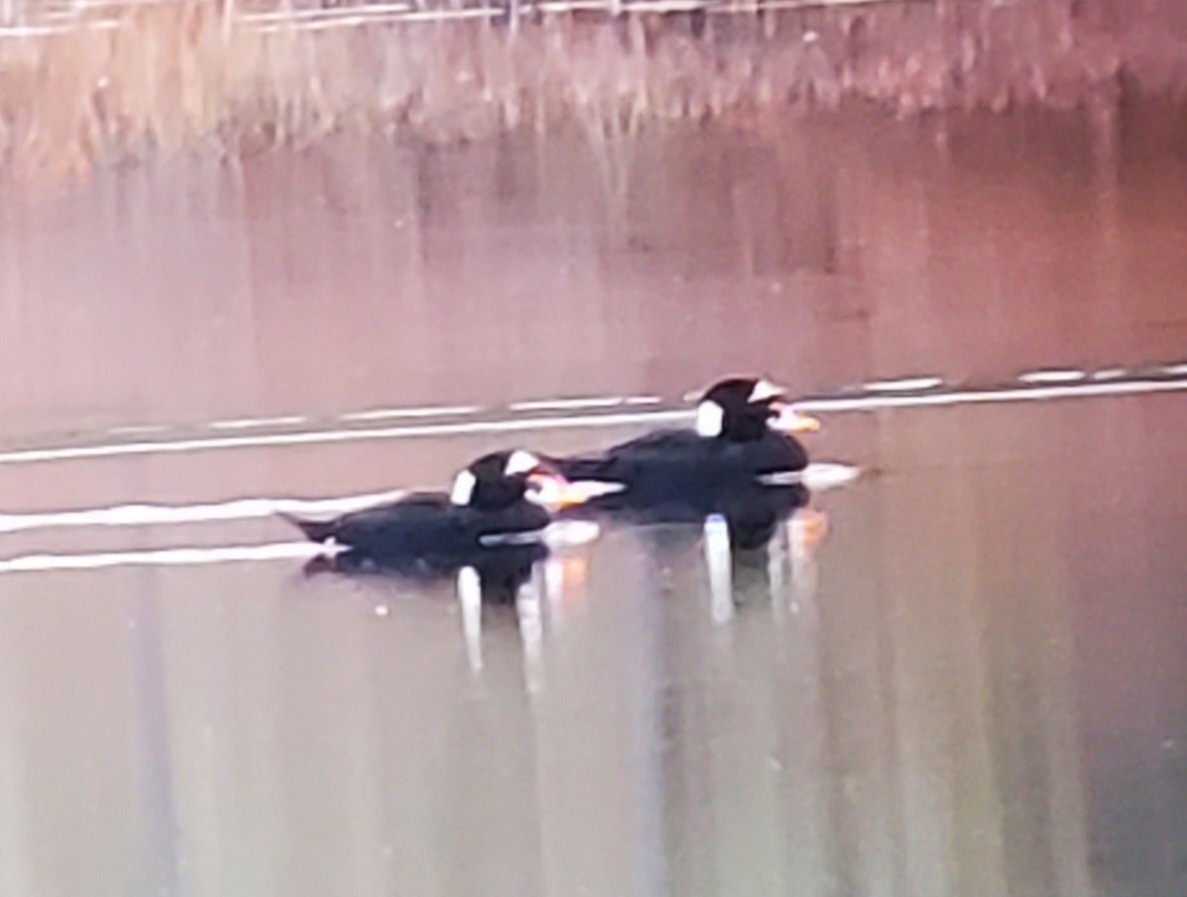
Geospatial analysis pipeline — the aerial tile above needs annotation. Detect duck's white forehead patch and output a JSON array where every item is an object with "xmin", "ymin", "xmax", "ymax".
[
  {"xmin": 695, "ymin": 400, "xmax": 725, "ymax": 437},
  {"xmin": 450, "ymin": 469, "xmax": 478, "ymax": 506},
  {"xmin": 504, "ymin": 450, "xmax": 540, "ymax": 476},
  {"xmin": 749, "ymin": 378, "xmax": 785, "ymax": 403}
]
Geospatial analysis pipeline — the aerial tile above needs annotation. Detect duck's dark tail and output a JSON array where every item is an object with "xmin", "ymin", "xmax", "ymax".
[{"xmin": 278, "ymin": 512, "xmax": 338, "ymax": 544}]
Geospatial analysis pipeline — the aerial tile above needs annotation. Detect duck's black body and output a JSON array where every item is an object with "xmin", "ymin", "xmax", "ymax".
[
  {"xmin": 555, "ymin": 427, "xmax": 804, "ymax": 500},
  {"xmin": 541, "ymin": 377, "xmax": 814, "ymax": 540},
  {"xmin": 282, "ymin": 450, "xmax": 554, "ymax": 573},
  {"xmin": 286, "ymin": 493, "xmax": 549, "ymax": 566},
  {"xmin": 547, "ymin": 428, "xmax": 808, "ymax": 526}
]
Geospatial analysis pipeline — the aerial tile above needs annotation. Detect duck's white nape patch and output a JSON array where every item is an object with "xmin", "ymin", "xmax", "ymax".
[
  {"xmin": 749, "ymin": 378, "xmax": 786, "ymax": 403},
  {"xmin": 450, "ymin": 469, "xmax": 478, "ymax": 506},
  {"xmin": 504, "ymin": 450, "xmax": 541, "ymax": 476},
  {"xmin": 695, "ymin": 400, "xmax": 725, "ymax": 437}
]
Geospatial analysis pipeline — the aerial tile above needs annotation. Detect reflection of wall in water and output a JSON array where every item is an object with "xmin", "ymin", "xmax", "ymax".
[
  {"xmin": 0, "ymin": 400, "xmax": 1186, "ymax": 894},
  {"xmin": 809, "ymin": 408, "xmax": 1096, "ymax": 897},
  {"xmin": 1, "ymin": 103, "xmax": 1186, "ymax": 437},
  {"xmin": 636, "ymin": 411, "xmax": 1100, "ymax": 896}
]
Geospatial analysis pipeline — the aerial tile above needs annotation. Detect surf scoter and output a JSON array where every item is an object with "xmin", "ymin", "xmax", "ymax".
[
  {"xmin": 281, "ymin": 450, "xmax": 572, "ymax": 572},
  {"xmin": 542, "ymin": 376, "xmax": 820, "ymax": 521}
]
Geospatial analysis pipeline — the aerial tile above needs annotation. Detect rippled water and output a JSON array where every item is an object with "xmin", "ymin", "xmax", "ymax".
[{"xmin": 1, "ymin": 102, "xmax": 1186, "ymax": 897}]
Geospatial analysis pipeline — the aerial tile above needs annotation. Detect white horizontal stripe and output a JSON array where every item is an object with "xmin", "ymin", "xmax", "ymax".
[
  {"xmin": 0, "ymin": 541, "xmax": 332, "ymax": 575},
  {"xmin": 794, "ymin": 377, "xmax": 1187, "ymax": 413},
  {"xmin": 240, "ymin": 1, "xmax": 413, "ymax": 24},
  {"xmin": 0, "ymin": 522, "xmax": 604, "ymax": 575},
  {"xmin": 0, "ymin": 375, "xmax": 1184, "ymax": 469},
  {"xmin": 0, "ymin": 19, "xmax": 120, "ymax": 36},
  {"xmin": 108, "ymin": 424, "xmax": 171, "ymax": 436},
  {"xmin": 339, "ymin": 404, "xmax": 481, "ymax": 422},
  {"xmin": 208, "ymin": 415, "xmax": 308, "ymax": 430},
  {"xmin": 0, "ymin": 489, "xmax": 409, "ymax": 535},
  {"xmin": 1018, "ymin": 369, "xmax": 1087, "ymax": 384},
  {"xmin": 252, "ymin": 5, "xmax": 498, "ymax": 32},
  {"xmin": 862, "ymin": 376, "xmax": 943, "ymax": 392},
  {"xmin": 0, "ymin": 410, "xmax": 694, "ymax": 467},
  {"xmin": 510, "ymin": 396, "xmax": 625, "ymax": 412}
]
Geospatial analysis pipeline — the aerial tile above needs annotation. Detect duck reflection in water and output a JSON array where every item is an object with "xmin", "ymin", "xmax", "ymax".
[
  {"xmin": 304, "ymin": 540, "xmax": 565, "ymax": 680},
  {"xmin": 302, "ymin": 539, "xmax": 549, "ymax": 604},
  {"xmin": 284, "ymin": 448, "xmax": 601, "ymax": 674},
  {"xmin": 617, "ymin": 478, "xmax": 829, "ymax": 622}
]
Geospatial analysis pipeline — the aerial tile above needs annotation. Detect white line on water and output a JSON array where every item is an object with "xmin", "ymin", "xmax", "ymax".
[
  {"xmin": 1018, "ymin": 369, "xmax": 1087, "ymax": 384},
  {"xmin": 251, "ymin": 5, "xmax": 499, "ymax": 32},
  {"xmin": 0, "ymin": 460, "xmax": 849, "ymax": 538},
  {"xmin": 624, "ymin": 395, "xmax": 663, "ymax": 406},
  {"xmin": 0, "ymin": 375, "xmax": 1184, "ymax": 469},
  {"xmin": 509, "ymin": 396, "xmax": 626, "ymax": 412},
  {"xmin": 338, "ymin": 404, "xmax": 482, "ymax": 423},
  {"xmin": 0, "ymin": 19, "xmax": 120, "ymax": 36},
  {"xmin": 861, "ymin": 376, "xmax": 944, "ymax": 392},
  {"xmin": 208, "ymin": 415, "xmax": 309, "ymax": 431},
  {"xmin": 108, "ymin": 424, "xmax": 172, "ymax": 436},
  {"xmin": 0, "ymin": 410, "xmax": 694, "ymax": 466},
  {"xmin": 0, "ymin": 541, "xmax": 331, "ymax": 575},
  {"xmin": 0, "ymin": 521, "xmax": 604, "ymax": 574},
  {"xmin": 240, "ymin": 1, "xmax": 414, "ymax": 24},
  {"xmin": 793, "ymin": 376, "xmax": 1187, "ymax": 413},
  {"xmin": 1158, "ymin": 362, "xmax": 1187, "ymax": 376},
  {"xmin": 0, "ymin": 488, "xmax": 409, "ymax": 535},
  {"xmin": 1092, "ymin": 368, "xmax": 1129, "ymax": 380}
]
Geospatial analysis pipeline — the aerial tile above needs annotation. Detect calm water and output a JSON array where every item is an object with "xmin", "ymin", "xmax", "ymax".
[{"xmin": 0, "ymin": 102, "xmax": 1186, "ymax": 897}]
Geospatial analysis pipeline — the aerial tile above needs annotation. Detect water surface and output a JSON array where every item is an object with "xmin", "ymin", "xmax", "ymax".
[{"xmin": 0, "ymin": 103, "xmax": 1186, "ymax": 897}]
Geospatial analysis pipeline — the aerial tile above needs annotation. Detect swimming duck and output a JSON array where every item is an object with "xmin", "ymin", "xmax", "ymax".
[
  {"xmin": 282, "ymin": 450, "xmax": 570, "ymax": 572},
  {"xmin": 542, "ymin": 376, "xmax": 820, "ymax": 522}
]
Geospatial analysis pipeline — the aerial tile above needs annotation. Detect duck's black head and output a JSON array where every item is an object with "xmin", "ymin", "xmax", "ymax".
[
  {"xmin": 695, "ymin": 376, "xmax": 820, "ymax": 442},
  {"xmin": 448, "ymin": 450, "xmax": 551, "ymax": 512}
]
